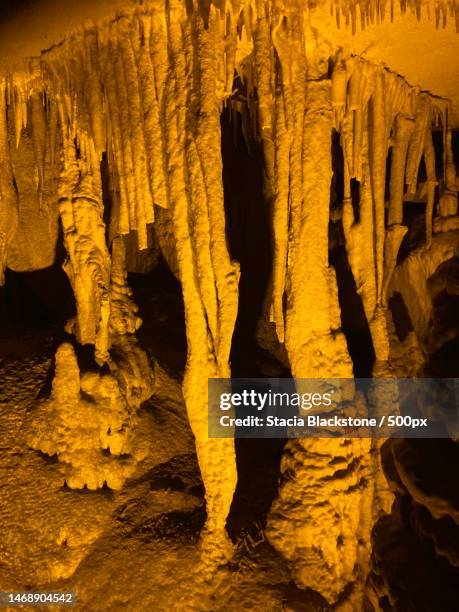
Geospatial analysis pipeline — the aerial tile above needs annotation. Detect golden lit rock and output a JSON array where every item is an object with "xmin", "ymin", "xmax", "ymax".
[{"xmin": 0, "ymin": 0, "xmax": 458, "ymax": 609}]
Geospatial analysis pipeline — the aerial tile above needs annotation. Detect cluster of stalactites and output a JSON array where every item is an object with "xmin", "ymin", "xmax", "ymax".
[
  {"xmin": 231, "ymin": 41, "xmax": 452, "ymax": 360},
  {"xmin": 330, "ymin": 0, "xmax": 459, "ymax": 33},
  {"xmin": 4, "ymin": 0, "xmax": 240, "ymax": 252},
  {"xmin": 1, "ymin": 0, "xmax": 456, "ymax": 259},
  {"xmin": 332, "ymin": 55, "xmax": 451, "ymax": 256},
  {"xmin": 331, "ymin": 54, "xmax": 450, "ymax": 187},
  {"xmin": 0, "ymin": 3, "xmax": 455, "ymax": 337},
  {"xmin": 330, "ymin": 53, "xmax": 454, "ymax": 360},
  {"xmin": 1, "ymin": 0, "xmax": 309, "ymax": 258}
]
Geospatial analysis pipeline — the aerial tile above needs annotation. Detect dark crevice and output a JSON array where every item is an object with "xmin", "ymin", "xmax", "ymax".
[
  {"xmin": 350, "ymin": 177, "xmax": 361, "ymax": 222},
  {"xmin": 221, "ymin": 102, "xmax": 272, "ymax": 376},
  {"xmin": 331, "ymin": 245, "xmax": 376, "ymax": 378},
  {"xmin": 397, "ymin": 201, "xmax": 427, "ymax": 264},
  {"xmin": 221, "ymin": 100, "xmax": 286, "ymax": 539},
  {"xmin": 330, "ymin": 132, "xmax": 375, "ymax": 377},
  {"xmin": 100, "ymin": 151, "xmax": 113, "ymax": 242},
  {"xmin": 388, "ymin": 291, "xmax": 414, "ymax": 342},
  {"xmin": 129, "ymin": 257, "xmax": 187, "ymax": 376},
  {"xmin": 0, "ymin": 266, "xmax": 75, "ymax": 331}
]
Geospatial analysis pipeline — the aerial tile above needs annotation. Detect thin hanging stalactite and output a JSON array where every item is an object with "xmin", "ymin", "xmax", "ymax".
[{"xmin": 0, "ymin": 79, "xmax": 19, "ymax": 285}]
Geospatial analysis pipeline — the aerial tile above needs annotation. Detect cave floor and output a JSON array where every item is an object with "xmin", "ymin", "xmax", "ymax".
[{"xmin": 0, "ymin": 321, "xmax": 326, "ymax": 611}]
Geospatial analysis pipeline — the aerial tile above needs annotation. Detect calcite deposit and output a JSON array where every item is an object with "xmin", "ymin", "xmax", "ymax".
[{"xmin": 0, "ymin": 0, "xmax": 458, "ymax": 609}]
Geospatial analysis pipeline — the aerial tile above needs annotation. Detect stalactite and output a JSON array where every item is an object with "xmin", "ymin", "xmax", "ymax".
[
  {"xmin": 98, "ymin": 28, "xmax": 130, "ymax": 237},
  {"xmin": 369, "ymin": 67, "xmax": 387, "ymax": 306},
  {"xmin": 438, "ymin": 126, "xmax": 458, "ymax": 217},
  {"xmin": 331, "ymin": 52, "xmax": 348, "ymax": 129},
  {"xmin": 133, "ymin": 14, "xmax": 167, "ymax": 211},
  {"xmin": 265, "ymin": 76, "xmax": 382, "ymax": 609},
  {"xmin": 111, "ymin": 23, "xmax": 140, "ymax": 242},
  {"xmin": 30, "ymin": 89, "xmax": 47, "ymax": 209},
  {"xmin": 223, "ymin": 3, "xmax": 239, "ymax": 97},
  {"xmin": 270, "ymin": 11, "xmax": 308, "ymax": 347},
  {"xmin": 13, "ymin": 82, "xmax": 28, "ymax": 149},
  {"xmin": 0, "ymin": 79, "xmax": 19, "ymax": 285},
  {"xmin": 405, "ymin": 94, "xmax": 430, "ymax": 195},
  {"xmin": 344, "ymin": 125, "xmax": 391, "ymax": 361},
  {"xmin": 329, "ymin": 0, "xmax": 459, "ymax": 32},
  {"xmin": 270, "ymin": 76, "xmax": 290, "ymax": 342},
  {"xmin": 423, "ymin": 120, "xmax": 437, "ymax": 244},
  {"xmin": 47, "ymin": 96, "xmax": 58, "ymax": 169},
  {"xmin": 251, "ymin": 0, "xmax": 275, "ymax": 194},
  {"xmin": 56, "ymin": 90, "xmax": 112, "ymax": 364},
  {"xmin": 83, "ymin": 31, "xmax": 106, "ymax": 159},
  {"xmin": 337, "ymin": 58, "xmax": 393, "ymax": 361},
  {"xmin": 383, "ymin": 113, "xmax": 415, "ymax": 299},
  {"xmin": 117, "ymin": 17, "xmax": 152, "ymax": 248},
  {"xmin": 106, "ymin": 236, "xmax": 154, "ymax": 407}
]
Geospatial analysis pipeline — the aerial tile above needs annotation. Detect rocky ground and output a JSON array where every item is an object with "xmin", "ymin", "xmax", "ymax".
[{"xmin": 0, "ymin": 278, "xmax": 324, "ymax": 612}]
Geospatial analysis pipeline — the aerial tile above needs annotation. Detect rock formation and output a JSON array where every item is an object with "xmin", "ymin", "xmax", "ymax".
[{"xmin": 0, "ymin": 0, "xmax": 458, "ymax": 608}]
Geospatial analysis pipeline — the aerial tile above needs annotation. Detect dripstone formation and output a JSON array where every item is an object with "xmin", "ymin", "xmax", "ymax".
[{"xmin": 0, "ymin": 1, "xmax": 458, "ymax": 609}]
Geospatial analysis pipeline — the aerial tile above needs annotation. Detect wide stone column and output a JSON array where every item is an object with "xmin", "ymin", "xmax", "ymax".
[{"xmin": 266, "ymin": 81, "xmax": 385, "ymax": 610}]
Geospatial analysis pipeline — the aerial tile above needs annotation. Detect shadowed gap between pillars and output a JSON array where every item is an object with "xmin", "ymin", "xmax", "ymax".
[
  {"xmin": 220, "ymin": 98, "xmax": 288, "ymax": 540},
  {"xmin": 0, "ymin": 227, "xmax": 75, "ymax": 330},
  {"xmin": 329, "ymin": 130, "xmax": 376, "ymax": 377}
]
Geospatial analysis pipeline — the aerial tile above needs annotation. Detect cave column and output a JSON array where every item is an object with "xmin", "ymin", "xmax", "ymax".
[
  {"xmin": 285, "ymin": 80, "xmax": 352, "ymax": 377},
  {"xmin": 56, "ymin": 109, "xmax": 112, "ymax": 365},
  {"xmin": 162, "ymin": 0, "xmax": 239, "ymax": 564},
  {"xmin": 266, "ymin": 80, "xmax": 381, "ymax": 610}
]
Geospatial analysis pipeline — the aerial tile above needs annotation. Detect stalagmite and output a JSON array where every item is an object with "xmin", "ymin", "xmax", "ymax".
[{"xmin": 25, "ymin": 240, "xmax": 154, "ymax": 490}]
